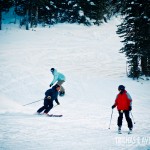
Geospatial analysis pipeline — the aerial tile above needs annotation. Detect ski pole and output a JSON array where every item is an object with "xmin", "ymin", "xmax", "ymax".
[
  {"xmin": 23, "ymin": 99, "xmax": 44, "ymax": 106},
  {"xmin": 108, "ymin": 109, "xmax": 113, "ymax": 129},
  {"xmin": 131, "ymin": 111, "xmax": 136, "ymax": 124}
]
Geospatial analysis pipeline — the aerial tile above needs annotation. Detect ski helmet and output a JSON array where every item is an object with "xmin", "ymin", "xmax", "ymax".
[
  {"xmin": 118, "ymin": 85, "xmax": 125, "ymax": 91},
  {"xmin": 51, "ymin": 68, "xmax": 55, "ymax": 72}
]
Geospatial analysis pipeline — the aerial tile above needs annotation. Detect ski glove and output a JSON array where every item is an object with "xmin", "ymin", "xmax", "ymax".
[
  {"xmin": 112, "ymin": 105, "xmax": 116, "ymax": 109},
  {"xmin": 50, "ymin": 84, "xmax": 53, "ymax": 87},
  {"xmin": 129, "ymin": 106, "xmax": 132, "ymax": 111}
]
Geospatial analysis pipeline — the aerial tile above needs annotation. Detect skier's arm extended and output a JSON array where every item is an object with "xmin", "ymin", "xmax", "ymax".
[
  {"xmin": 50, "ymin": 70, "xmax": 59, "ymax": 86},
  {"xmin": 55, "ymin": 98, "xmax": 60, "ymax": 105}
]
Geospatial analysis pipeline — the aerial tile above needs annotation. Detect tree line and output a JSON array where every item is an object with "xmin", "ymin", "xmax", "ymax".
[
  {"xmin": 0, "ymin": 0, "xmax": 150, "ymax": 79},
  {"xmin": 0, "ymin": 0, "xmax": 112, "ymax": 30},
  {"xmin": 114, "ymin": 0, "xmax": 150, "ymax": 79}
]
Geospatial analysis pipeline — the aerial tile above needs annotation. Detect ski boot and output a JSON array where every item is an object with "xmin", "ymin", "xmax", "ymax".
[
  {"xmin": 128, "ymin": 128, "xmax": 132, "ymax": 134},
  {"xmin": 118, "ymin": 126, "xmax": 122, "ymax": 134}
]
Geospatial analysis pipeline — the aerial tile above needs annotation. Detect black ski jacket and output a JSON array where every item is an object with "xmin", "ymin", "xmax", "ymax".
[{"xmin": 45, "ymin": 86, "xmax": 59, "ymax": 104}]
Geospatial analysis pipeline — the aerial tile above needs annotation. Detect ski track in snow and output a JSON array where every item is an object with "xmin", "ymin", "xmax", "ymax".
[{"xmin": 0, "ymin": 18, "xmax": 150, "ymax": 150}]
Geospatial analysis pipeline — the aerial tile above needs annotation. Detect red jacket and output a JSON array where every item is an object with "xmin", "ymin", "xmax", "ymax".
[{"xmin": 114, "ymin": 90, "xmax": 132, "ymax": 110}]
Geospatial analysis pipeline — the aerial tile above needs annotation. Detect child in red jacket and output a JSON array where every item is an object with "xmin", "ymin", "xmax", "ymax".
[{"xmin": 112, "ymin": 85, "xmax": 133, "ymax": 134}]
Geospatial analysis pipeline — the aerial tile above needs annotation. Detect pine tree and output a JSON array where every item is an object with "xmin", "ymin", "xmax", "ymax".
[
  {"xmin": 15, "ymin": 0, "xmax": 43, "ymax": 28},
  {"xmin": 78, "ymin": 0, "xmax": 110, "ymax": 25},
  {"xmin": 116, "ymin": 0, "xmax": 150, "ymax": 78},
  {"xmin": 65, "ymin": 0, "xmax": 88, "ymax": 25},
  {"xmin": 139, "ymin": 1, "xmax": 150, "ymax": 77},
  {"xmin": 15, "ymin": 0, "xmax": 29, "ymax": 29}
]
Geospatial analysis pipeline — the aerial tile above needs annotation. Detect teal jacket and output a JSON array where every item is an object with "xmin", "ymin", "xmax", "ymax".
[{"xmin": 50, "ymin": 69, "xmax": 66, "ymax": 85}]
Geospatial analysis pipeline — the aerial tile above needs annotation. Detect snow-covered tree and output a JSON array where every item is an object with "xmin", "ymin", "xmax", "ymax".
[
  {"xmin": 1, "ymin": 0, "xmax": 113, "ymax": 29},
  {"xmin": 116, "ymin": 0, "xmax": 150, "ymax": 78}
]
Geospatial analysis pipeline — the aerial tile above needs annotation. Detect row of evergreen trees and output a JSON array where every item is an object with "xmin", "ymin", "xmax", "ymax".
[
  {"xmin": 0, "ymin": 0, "xmax": 150, "ymax": 79},
  {"xmin": 115, "ymin": 0, "xmax": 150, "ymax": 79},
  {"xmin": 0, "ymin": 0, "xmax": 112, "ymax": 30}
]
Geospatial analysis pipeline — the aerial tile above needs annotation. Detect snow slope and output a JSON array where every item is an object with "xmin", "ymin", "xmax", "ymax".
[{"xmin": 0, "ymin": 18, "xmax": 150, "ymax": 150}]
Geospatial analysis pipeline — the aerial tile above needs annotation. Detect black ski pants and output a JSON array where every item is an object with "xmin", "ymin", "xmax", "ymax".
[
  {"xmin": 37, "ymin": 98, "xmax": 53, "ymax": 114},
  {"xmin": 117, "ymin": 110, "xmax": 133, "ymax": 129}
]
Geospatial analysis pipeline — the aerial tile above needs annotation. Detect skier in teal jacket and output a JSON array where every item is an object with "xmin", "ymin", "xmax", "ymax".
[{"xmin": 50, "ymin": 68, "xmax": 65, "ymax": 96}]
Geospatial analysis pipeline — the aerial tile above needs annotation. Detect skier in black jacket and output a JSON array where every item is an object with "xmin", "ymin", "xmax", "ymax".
[{"xmin": 37, "ymin": 84, "xmax": 60, "ymax": 115}]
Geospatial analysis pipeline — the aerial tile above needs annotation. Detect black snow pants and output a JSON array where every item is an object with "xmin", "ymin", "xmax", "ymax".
[
  {"xmin": 37, "ymin": 98, "xmax": 53, "ymax": 114},
  {"xmin": 117, "ymin": 110, "xmax": 133, "ymax": 129}
]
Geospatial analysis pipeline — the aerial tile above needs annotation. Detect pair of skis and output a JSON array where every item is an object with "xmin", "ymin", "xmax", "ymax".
[
  {"xmin": 118, "ymin": 130, "xmax": 132, "ymax": 134},
  {"xmin": 35, "ymin": 113, "xmax": 62, "ymax": 117},
  {"xmin": 47, "ymin": 114, "xmax": 63, "ymax": 117}
]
